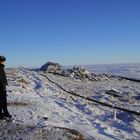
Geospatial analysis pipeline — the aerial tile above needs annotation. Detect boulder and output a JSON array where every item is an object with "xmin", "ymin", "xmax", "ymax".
[
  {"xmin": 72, "ymin": 66, "xmax": 93, "ymax": 81},
  {"xmin": 40, "ymin": 62, "xmax": 62, "ymax": 74}
]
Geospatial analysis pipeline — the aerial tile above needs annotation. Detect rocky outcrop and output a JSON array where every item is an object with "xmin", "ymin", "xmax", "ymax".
[
  {"xmin": 62, "ymin": 66, "xmax": 109, "ymax": 81},
  {"xmin": 40, "ymin": 62, "xmax": 62, "ymax": 74},
  {"xmin": 40, "ymin": 62, "xmax": 110, "ymax": 81}
]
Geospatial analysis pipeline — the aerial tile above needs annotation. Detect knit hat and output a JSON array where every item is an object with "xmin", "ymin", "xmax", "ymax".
[{"xmin": 0, "ymin": 56, "xmax": 6, "ymax": 62}]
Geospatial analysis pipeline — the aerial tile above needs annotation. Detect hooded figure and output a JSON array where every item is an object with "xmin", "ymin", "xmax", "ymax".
[{"xmin": 0, "ymin": 56, "xmax": 12, "ymax": 119}]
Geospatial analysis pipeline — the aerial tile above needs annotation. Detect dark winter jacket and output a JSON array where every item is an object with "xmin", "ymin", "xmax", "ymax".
[{"xmin": 0, "ymin": 64, "xmax": 8, "ymax": 88}]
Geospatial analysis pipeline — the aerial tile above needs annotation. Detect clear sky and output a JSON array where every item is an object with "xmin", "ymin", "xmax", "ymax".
[{"xmin": 0, "ymin": 0, "xmax": 140, "ymax": 67}]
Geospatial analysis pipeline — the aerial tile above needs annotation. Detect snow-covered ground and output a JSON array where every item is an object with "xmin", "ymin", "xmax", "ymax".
[{"xmin": 1, "ymin": 65, "xmax": 140, "ymax": 140}]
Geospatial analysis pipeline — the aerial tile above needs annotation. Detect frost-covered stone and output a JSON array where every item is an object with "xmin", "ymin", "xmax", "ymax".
[
  {"xmin": 40, "ymin": 62, "xmax": 110, "ymax": 81},
  {"xmin": 72, "ymin": 66, "xmax": 92, "ymax": 81},
  {"xmin": 61, "ymin": 69, "xmax": 75, "ymax": 77},
  {"xmin": 40, "ymin": 62, "xmax": 62, "ymax": 74}
]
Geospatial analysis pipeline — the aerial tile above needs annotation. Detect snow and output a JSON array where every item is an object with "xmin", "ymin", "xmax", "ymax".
[{"xmin": 1, "ymin": 65, "xmax": 140, "ymax": 140}]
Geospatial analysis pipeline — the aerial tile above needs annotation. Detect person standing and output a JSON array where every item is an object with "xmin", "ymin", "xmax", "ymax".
[{"xmin": 0, "ymin": 56, "xmax": 12, "ymax": 119}]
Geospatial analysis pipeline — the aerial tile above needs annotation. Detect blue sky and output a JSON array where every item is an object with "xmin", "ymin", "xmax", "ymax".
[{"xmin": 0, "ymin": 0, "xmax": 140, "ymax": 67}]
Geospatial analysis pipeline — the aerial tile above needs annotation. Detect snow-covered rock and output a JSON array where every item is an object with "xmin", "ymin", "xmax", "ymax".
[
  {"xmin": 72, "ymin": 66, "xmax": 92, "ymax": 80},
  {"xmin": 62, "ymin": 66, "xmax": 110, "ymax": 81},
  {"xmin": 40, "ymin": 62, "xmax": 110, "ymax": 81},
  {"xmin": 61, "ymin": 69, "xmax": 75, "ymax": 77},
  {"xmin": 40, "ymin": 62, "xmax": 62, "ymax": 74}
]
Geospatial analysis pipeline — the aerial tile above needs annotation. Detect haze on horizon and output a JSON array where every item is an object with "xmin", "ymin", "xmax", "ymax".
[{"xmin": 0, "ymin": 0, "xmax": 140, "ymax": 67}]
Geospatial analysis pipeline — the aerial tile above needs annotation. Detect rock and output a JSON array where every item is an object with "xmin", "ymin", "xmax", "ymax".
[
  {"xmin": 40, "ymin": 62, "xmax": 62, "ymax": 74},
  {"xmin": 40, "ymin": 62, "xmax": 110, "ymax": 81},
  {"xmin": 61, "ymin": 69, "xmax": 75, "ymax": 77},
  {"xmin": 72, "ymin": 66, "xmax": 93, "ymax": 81},
  {"xmin": 97, "ymin": 74, "xmax": 110, "ymax": 81}
]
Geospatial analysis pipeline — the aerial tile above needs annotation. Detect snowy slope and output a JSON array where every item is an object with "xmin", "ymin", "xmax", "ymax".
[{"xmin": 1, "ymin": 67, "xmax": 140, "ymax": 140}]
